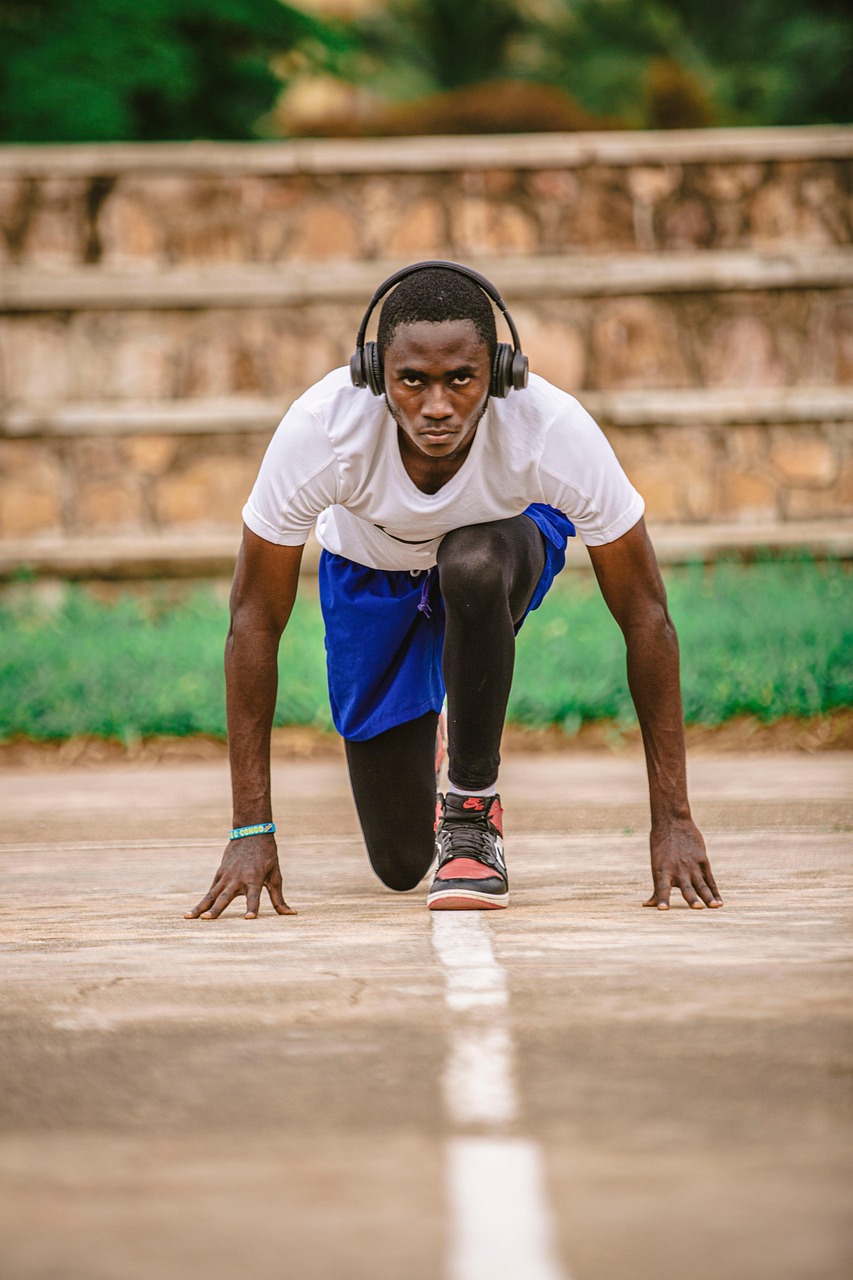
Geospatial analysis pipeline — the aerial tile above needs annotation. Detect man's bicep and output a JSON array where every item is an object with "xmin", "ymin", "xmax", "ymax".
[
  {"xmin": 230, "ymin": 525, "xmax": 305, "ymax": 635},
  {"xmin": 586, "ymin": 516, "xmax": 668, "ymax": 632}
]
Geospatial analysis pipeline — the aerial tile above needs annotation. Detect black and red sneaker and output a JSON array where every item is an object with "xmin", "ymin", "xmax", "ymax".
[{"xmin": 427, "ymin": 792, "xmax": 508, "ymax": 911}]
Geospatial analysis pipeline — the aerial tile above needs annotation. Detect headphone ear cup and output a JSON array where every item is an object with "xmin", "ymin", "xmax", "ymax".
[
  {"xmin": 349, "ymin": 349, "xmax": 367, "ymax": 389},
  {"xmin": 511, "ymin": 348, "xmax": 529, "ymax": 391},
  {"xmin": 364, "ymin": 341, "xmax": 384, "ymax": 396},
  {"xmin": 491, "ymin": 343, "xmax": 513, "ymax": 398}
]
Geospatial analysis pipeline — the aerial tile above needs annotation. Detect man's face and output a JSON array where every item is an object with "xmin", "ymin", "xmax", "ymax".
[{"xmin": 383, "ymin": 319, "xmax": 492, "ymax": 460}]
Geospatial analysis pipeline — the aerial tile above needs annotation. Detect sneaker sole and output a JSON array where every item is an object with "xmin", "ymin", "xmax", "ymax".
[{"xmin": 427, "ymin": 887, "xmax": 509, "ymax": 910}]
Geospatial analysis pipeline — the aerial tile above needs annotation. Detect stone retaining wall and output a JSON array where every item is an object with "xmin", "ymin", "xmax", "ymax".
[
  {"xmin": 1, "ymin": 127, "xmax": 852, "ymax": 571},
  {"xmin": 2, "ymin": 129, "xmax": 851, "ymax": 266}
]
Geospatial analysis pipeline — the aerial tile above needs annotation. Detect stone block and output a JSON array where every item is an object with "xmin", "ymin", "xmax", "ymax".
[
  {"xmin": 607, "ymin": 428, "xmax": 716, "ymax": 522},
  {"xmin": 783, "ymin": 487, "xmax": 841, "ymax": 518},
  {"xmin": 0, "ymin": 177, "xmax": 26, "ymax": 224},
  {"xmin": 98, "ymin": 190, "xmax": 164, "ymax": 264},
  {"xmin": 627, "ymin": 166, "xmax": 681, "ymax": 205},
  {"xmin": 153, "ymin": 453, "xmax": 262, "ymax": 528},
  {"xmin": 266, "ymin": 316, "xmax": 346, "ymax": 392},
  {"xmin": 590, "ymin": 299, "xmax": 689, "ymax": 389},
  {"xmin": 22, "ymin": 178, "xmax": 88, "ymax": 267},
  {"xmin": 717, "ymin": 468, "xmax": 779, "ymax": 521},
  {"xmin": 662, "ymin": 198, "xmax": 713, "ymax": 249},
  {"xmin": 123, "ymin": 436, "xmax": 177, "ymax": 475},
  {"xmin": 833, "ymin": 302, "xmax": 853, "ymax": 384},
  {"xmin": 179, "ymin": 327, "xmax": 244, "ymax": 398},
  {"xmin": 73, "ymin": 438, "xmax": 123, "ymax": 478},
  {"xmin": 565, "ymin": 177, "xmax": 635, "ymax": 250},
  {"xmin": 77, "ymin": 478, "xmax": 143, "ymax": 531},
  {"xmin": 459, "ymin": 170, "xmax": 516, "ymax": 197},
  {"xmin": 357, "ymin": 178, "xmax": 405, "ymax": 254},
  {"xmin": 836, "ymin": 456, "xmax": 853, "ymax": 509},
  {"xmin": 701, "ymin": 315, "xmax": 786, "ymax": 388},
  {"xmin": 451, "ymin": 198, "xmax": 537, "ymax": 256},
  {"xmin": 749, "ymin": 180, "xmax": 833, "ymax": 248},
  {"xmin": 694, "ymin": 163, "xmax": 764, "ymax": 202},
  {"xmin": 287, "ymin": 204, "xmax": 360, "ymax": 260},
  {"xmin": 726, "ymin": 425, "xmax": 769, "ymax": 465},
  {"xmin": 254, "ymin": 216, "xmax": 291, "ymax": 262},
  {"xmin": 0, "ymin": 317, "xmax": 71, "ymax": 400},
  {"xmin": 769, "ymin": 432, "xmax": 838, "ymax": 486},
  {"xmin": 176, "ymin": 223, "xmax": 247, "ymax": 265},
  {"xmin": 527, "ymin": 170, "xmax": 579, "ymax": 202},
  {"xmin": 0, "ymin": 442, "xmax": 63, "ymax": 536},
  {"xmin": 513, "ymin": 310, "xmax": 585, "ymax": 391},
  {"xmin": 387, "ymin": 199, "xmax": 445, "ymax": 256},
  {"xmin": 66, "ymin": 314, "xmax": 179, "ymax": 401}
]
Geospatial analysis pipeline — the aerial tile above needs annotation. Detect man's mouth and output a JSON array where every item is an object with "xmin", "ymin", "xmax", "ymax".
[{"xmin": 419, "ymin": 426, "xmax": 457, "ymax": 441}]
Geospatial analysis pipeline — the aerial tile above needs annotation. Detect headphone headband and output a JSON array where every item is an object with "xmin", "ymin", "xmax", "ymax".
[{"xmin": 350, "ymin": 259, "xmax": 528, "ymax": 398}]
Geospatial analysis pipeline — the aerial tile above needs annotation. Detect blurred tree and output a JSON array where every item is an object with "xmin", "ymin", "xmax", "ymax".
[
  {"xmin": 339, "ymin": 0, "xmax": 851, "ymax": 130},
  {"xmin": 529, "ymin": 0, "xmax": 852, "ymax": 127},
  {"xmin": 351, "ymin": 0, "xmax": 529, "ymax": 98},
  {"xmin": 0, "ymin": 0, "xmax": 344, "ymax": 142}
]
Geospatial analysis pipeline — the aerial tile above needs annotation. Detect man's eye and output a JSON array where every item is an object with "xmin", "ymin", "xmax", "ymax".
[
  {"xmin": 401, "ymin": 377, "xmax": 422, "ymax": 388},
  {"xmin": 451, "ymin": 375, "xmax": 472, "ymax": 386}
]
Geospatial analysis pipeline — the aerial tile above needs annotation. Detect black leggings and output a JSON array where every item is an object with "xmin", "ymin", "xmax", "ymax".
[{"xmin": 345, "ymin": 515, "xmax": 545, "ymax": 890}]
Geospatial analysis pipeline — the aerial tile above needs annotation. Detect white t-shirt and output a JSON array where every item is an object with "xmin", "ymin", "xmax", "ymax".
[{"xmin": 243, "ymin": 368, "xmax": 644, "ymax": 572}]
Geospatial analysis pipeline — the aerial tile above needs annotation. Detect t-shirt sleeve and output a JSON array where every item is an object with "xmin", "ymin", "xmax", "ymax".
[
  {"xmin": 538, "ymin": 401, "xmax": 645, "ymax": 546},
  {"xmin": 242, "ymin": 403, "xmax": 340, "ymax": 546}
]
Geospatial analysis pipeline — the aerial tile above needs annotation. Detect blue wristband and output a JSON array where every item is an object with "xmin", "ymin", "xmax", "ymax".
[{"xmin": 229, "ymin": 822, "xmax": 276, "ymax": 840}]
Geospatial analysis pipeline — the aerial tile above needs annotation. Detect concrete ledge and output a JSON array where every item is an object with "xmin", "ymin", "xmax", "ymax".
[
  {"xmin": 1, "ymin": 127, "xmax": 851, "ymax": 177},
  {"xmin": 4, "ymin": 251, "xmax": 852, "ymax": 312},
  {"xmin": 4, "ymin": 387, "xmax": 852, "ymax": 439},
  {"xmin": 3, "ymin": 521, "xmax": 851, "ymax": 580},
  {"xmin": 1, "ymin": 397, "xmax": 288, "ymax": 438}
]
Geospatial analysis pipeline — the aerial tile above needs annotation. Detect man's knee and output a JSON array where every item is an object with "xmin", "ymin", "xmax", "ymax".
[
  {"xmin": 437, "ymin": 524, "xmax": 509, "ymax": 608},
  {"xmin": 368, "ymin": 844, "xmax": 433, "ymax": 892}
]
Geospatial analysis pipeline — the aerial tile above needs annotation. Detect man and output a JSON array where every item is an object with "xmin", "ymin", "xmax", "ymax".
[{"xmin": 186, "ymin": 261, "xmax": 721, "ymax": 921}]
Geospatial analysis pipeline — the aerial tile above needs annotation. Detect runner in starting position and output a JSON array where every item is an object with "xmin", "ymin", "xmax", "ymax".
[{"xmin": 186, "ymin": 261, "xmax": 722, "ymax": 920}]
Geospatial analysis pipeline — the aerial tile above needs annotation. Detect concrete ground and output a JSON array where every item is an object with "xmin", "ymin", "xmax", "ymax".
[{"xmin": 0, "ymin": 749, "xmax": 851, "ymax": 1280}]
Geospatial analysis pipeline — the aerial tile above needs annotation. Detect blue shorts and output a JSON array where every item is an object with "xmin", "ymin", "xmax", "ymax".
[{"xmin": 318, "ymin": 504, "xmax": 575, "ymax": 741}]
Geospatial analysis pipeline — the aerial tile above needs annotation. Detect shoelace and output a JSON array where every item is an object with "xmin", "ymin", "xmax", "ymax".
[{"xmin": 439, "ymin": 812, "xmax": 499, "ymax": 870}]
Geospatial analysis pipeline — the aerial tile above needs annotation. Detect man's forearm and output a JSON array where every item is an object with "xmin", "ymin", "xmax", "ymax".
[
  {"xmin": 624, "ymin": 609, "xmax": 691, "ymax": 827},
  {"xmin": 225, "ymin": 625, "xmax": 280, "ymax": 826}
]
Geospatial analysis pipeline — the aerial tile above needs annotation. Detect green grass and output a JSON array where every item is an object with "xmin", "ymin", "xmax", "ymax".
[{"xmin": 1, "ymin": 559, "xmax": 850, "ymax": 744}]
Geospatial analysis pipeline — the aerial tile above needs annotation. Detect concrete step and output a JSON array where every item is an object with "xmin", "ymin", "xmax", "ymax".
[
  {"xmin": 4, "ymin": 386, "xmax": 852, "ymax": 439},
  {"xmin": 4, "ymin": 250, "xmax": 852, "ymax": 310},
  {"xmin": 4, "ymin": 127, "xmax": 851, "ymax": 176},
  {"xmin": 3, "ymin": 519, "xmax": 852, "ymax": 582}
]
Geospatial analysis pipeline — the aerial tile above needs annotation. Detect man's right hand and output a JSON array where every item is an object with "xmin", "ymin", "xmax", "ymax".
[{"xmin": 184, "ymin": 834, "xmax": 297, "ymax": 920}]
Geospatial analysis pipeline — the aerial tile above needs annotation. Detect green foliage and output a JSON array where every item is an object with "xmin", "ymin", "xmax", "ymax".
[
  {"xmin": 0, "ymin": 560, "xmax": 850, "ymax": 744},
  {"xmin": 527, "ymin": 0, "xmax": 852, "ymax": 127},
  {"xmin": 0, "ymin": 0, "xmax": 342, "ymax": 142},
  {"xmin": 351, "ymin": 0, "xmax": 528, "ymax": 97},
  {"xmin": 0, "ymin": 585, "xmax": 332, "ymax": 742},
  {"xmin": 343, "ymin": 0, "xmax": 852, "ymax": 129}
]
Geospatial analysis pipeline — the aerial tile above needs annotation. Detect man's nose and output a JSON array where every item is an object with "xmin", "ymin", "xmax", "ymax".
[{"xmin": 422, "ymin": 383, "xmax": 453, "ymax": 418}]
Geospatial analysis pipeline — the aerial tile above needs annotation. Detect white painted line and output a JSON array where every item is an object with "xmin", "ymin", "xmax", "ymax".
[
  {"xmin": 448, "ymin": 1137, "xmax": 569, "ymax": 1280},
  {"xmin": 431, "ymin": 914, "xmax": 516, "ymax": 1123},
  {"xmin": 431, "ymin": 911, "xmax": 509, "ymax": 1012},
  {"xmin": 430, "ymin": 914, "xmax": 570, "ymax": 1279},
  {"xmin": 444, "ymin": 1024, "xmax": 517, "ymax": 1126}
]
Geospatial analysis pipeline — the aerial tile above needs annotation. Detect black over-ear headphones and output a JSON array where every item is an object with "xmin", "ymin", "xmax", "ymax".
[{"xmin": 349, "ymin": 259, "xmax": 529, "ymax": 399}]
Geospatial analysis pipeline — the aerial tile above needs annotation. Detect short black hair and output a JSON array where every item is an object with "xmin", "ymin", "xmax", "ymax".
[{"xmin": 377, "ymin": 267, "xmax": 498, "ymax": 363}]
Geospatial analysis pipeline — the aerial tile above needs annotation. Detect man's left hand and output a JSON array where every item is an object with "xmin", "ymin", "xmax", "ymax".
[{"xmin": 645, "ymin": 817, "xmax": 722, "ymax": 910}]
